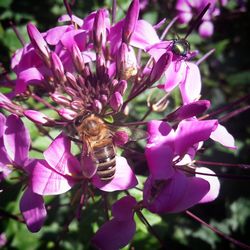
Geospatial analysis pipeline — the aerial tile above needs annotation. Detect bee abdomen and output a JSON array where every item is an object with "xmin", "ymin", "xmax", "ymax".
[{"xmin": 93, "ymin": 143, "xmax": 116, "ymax": 181}]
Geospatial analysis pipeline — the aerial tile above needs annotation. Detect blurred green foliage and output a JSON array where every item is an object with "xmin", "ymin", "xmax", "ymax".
[{"xmin": 0, "ymin": 0, "xmax": 250, "ymax": 249}]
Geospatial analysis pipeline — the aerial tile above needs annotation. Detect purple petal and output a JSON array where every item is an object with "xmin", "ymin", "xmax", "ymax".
[
  {"xmin": 15, "ymin": 67, "xmax": 44, "ymax": 94},
  {"xmin": 92, "ymin": 219, "xmax": 136, "ymax": 250},
  {"xmin": 145, "ymin": 144, "xmax": 174, "ymax": 180},
  {"xmin": 166, "ymin": 100, "xmax": 211, "ymax": 122},
  {"xmin": 3, "ymin": 114, "xmax": 30, "ymax": 166},
  {"xmin": 210, "ymin": 124, "xmax": 236, "ymax": 149},
  {"xmin": 179, "ymin": 62, "xmax": 202, "ymax": 104},
  {"xmin": 112, "ymin": 196, "xmax": 137, "ymax": 221},
  {"xmin": 196, "ymin": 167, "xmax": 220, "ymax": 203},
  {"xmin": 32, "ymin": 160, "xmax": 74, "ymax": 195},
  {"xmin": 92, "ymin": 156, "xmax": 138, "ymax": 192},
  {"xmin": 144, "ymin": 171, "xmax": 209, "ymax": 213},
  {"xmin": 147, "ymin": 120, "xmax": 174, "ymax": 145},
  {"xmin": 20, "ymin": 187, "xmax": 47, "ymax": 232},
  {"xmin": 175, "ymin": 119, "xmax": 218, "ymax": 156},
  {"xmin": 44, "ymin": 132, "xmax": 81, "ymax": 176}
]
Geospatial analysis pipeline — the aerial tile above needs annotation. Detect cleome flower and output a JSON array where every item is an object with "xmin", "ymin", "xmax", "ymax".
[{"xmin": 0, "ymin": 0, "xmax": 247, "ymax": 249}]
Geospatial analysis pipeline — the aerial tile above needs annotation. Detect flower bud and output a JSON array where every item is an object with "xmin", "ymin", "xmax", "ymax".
[
  {"xmin": 71, "ymin": 44, "xmax": 85, "ymax": 73},
  {"xmin": 24, "ymin": 110, "xmax": 54, "ymax": 125},
  {"xmin": 50, "ymin": 52, "xmax": 66, "ymax": 84},
  {"xmin": 93, "ymin": 9, "xmax": 107, "ymax": 51},
  {"xmin": 58, "ymin": 108, "xmax": 77, "ymax": 120},
  {"xmin": 27, "ymin": 23, "xmax": 50, "ymax": 65},
  {"xmin": 122, "ymin": 0, "xmax": 140, "ymax": 44},
  {"xmin": 110, "ymin": 92, "xmax": 123, "ymax": 111},
  {"xmin": 147, "ymin": 52, "xmax": 172, "ymax": 85}
]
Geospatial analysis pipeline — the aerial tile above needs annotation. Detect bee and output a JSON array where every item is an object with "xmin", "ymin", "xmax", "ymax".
[{"xmin": 74, "ymin": 112, "xmax": 116, "ymax": 181}]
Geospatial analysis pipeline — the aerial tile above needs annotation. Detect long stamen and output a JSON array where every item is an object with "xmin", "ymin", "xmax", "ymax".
[{"xmin": 186, "ymin": 210, "xmax": 250, "ymax": 250}]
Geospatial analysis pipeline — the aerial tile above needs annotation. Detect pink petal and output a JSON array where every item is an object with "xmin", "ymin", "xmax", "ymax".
[
  {"xmin": 112, "ymin": 196, "xmax": 137, "ymax": 221},
  {"xmin": 131, "ymin": 20, "xmax": 160, "ymax": 49},
  {"xmin": 92, "ymin": 156, "xmax": 138, "ymax": 192},
  {"xmin": 32, "ymin": 160, "xmax": 74, "ymax": 195},
  {"xmin": 44, "ymin": 132, "xmax": 81, "ymax": 176},
  {"xmin": 58, "ymin": 14, "xmax": 83, "ymax": 27},
  {"xmin": 3, "ymin": 114, "xmax": 30, "ymax": 166},
  {"xmin": 45, "ymin": 25, "xmax": 70, "ymax": 45},
  {"xmin": 210, "ymin": 124, "xmax": 236, "ymax": 149},
  {"xmin": 92, "ymin": 219, "xmax": 136, "ymax": 250},
  {"xmin": 196, "ymin": 167, "xmax": 220, "ymax": 203},
  {"xmin": 159, "ymin": 60, "xmax": 187, "ymax": 92},
  {"xmin": 145, "ymin": 144, "xmax": 175, "ymax": 180},
  {"xmin": 175, "ymin": 119, "xmax": 218, "ymax": 156},
  {"xmin": 20, "ymin": 187, "xmax": 47, "ymax": 232},
  {"xmin": 179, "ymin": 62, "xmax": 202, "ymax": 104}
]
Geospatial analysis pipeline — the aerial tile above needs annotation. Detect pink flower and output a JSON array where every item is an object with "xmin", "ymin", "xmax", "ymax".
[{"xmin": 143, "ymin": 119, "xmax": 222, "ymax": 213}]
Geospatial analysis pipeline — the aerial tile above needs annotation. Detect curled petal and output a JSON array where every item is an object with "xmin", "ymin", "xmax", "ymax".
[
  {"xmin": 3, "ymin": 114, "xmax": 30, "ymax": 166},
  {"xmin": 20, "ymin": 187, "xmax": 47, "ymax": 232},
  {"xmin": 92, "ymin": 156, "xmax": 138, "ymax": 192},
  {"xmin": 32, "ymin": 160, "xmax": 74, "ymax": 195},
  {"xmin": 196, "ymin": 167, "xmax": 220, "ymax": 203},
  {"xmin": 210, "ymin": 124, "xmax": 236, "ymax": 149},
  {"xmin": 166, "ymin": 100, "xmax": 210, "ymax": 122},
  {"xmin": 92, "ymin": 219, "xmax": 136, "ymax": 250}
]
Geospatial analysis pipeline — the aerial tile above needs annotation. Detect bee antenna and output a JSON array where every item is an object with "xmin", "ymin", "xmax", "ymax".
[{"xmin": 184, "ymin": 3, "xmax": 211, "ymax": 39}]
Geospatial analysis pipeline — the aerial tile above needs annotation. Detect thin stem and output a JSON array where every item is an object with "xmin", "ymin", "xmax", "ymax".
[
  {"xmin": 10, "ymin": 21, "xmax": 25, "ymax": 47},
  {"xmin": 111, "ymin": 0, "xmax": 117, "ymax": 24},
  {"xmin": 196, "ymin": 160, "xmax": 250, "ymax": 170},
  {"xmin": 186, "ymin": 210, "xmax": 250, "ymax": 250},
  {"xmin": 160, "ymin": 16, "xmax": 179, "ymax": 40},
  {"xmin": 31, "ymin": 93, "xmax": 59, "ymax": 111},
  {"xmin": 136, "ymin": 210, "xmax": 165, "ymax": 248},
  {"xmin": 199, "ymin": 94, "xmax": 250, "ymax": 120},
  {"xmin": 102, "ymin": 192, "xmax": 110, "ymax": 221},
  {"xmin": 219, "ymin": 105, "xmax": 250, "ymax": 123},
  {"xmin": 0, "ymin": 208, "xmax": 24, "ymax": 223}
]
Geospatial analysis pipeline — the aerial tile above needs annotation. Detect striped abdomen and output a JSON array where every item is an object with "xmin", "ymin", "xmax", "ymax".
[{"xmin": 92, "ymin": 139, "xmax": 116, "ymax": 181}]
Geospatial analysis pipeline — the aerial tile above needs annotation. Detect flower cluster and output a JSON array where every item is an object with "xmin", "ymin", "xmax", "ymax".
[{"xmin": 0, "ymin": 0, "xmax": 237, "ymax": 249}]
